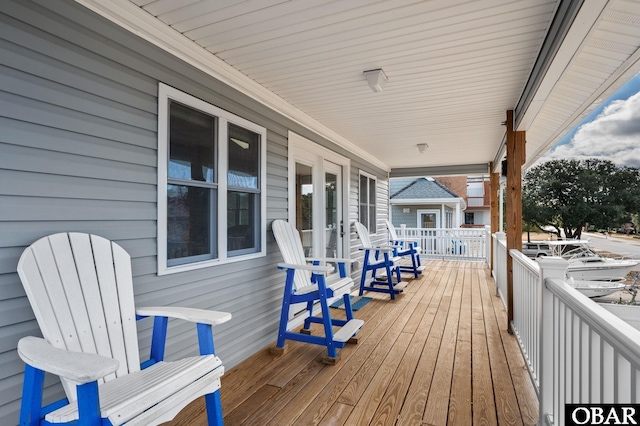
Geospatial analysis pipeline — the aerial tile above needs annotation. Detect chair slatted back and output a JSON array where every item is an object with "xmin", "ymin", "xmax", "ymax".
[
  {"xmin": 272, "ymin": 220, "xmax": 312, "ymax": 292},
  {"xmin": 354, "ymin": 222, "xmax": 376, "ymax": 264},
  {"xmin": 17, "ymin": 233, "xmax": 140, "ymax": 400},
  {"xmin": 385, "ymin": 220, "xmax": 399, "ymax": 241}
]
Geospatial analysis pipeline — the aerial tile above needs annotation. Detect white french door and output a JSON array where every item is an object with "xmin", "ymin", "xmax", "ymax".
[{"xmin": 288, "ymin": 133, "xmax": 349, "ymax": 266}]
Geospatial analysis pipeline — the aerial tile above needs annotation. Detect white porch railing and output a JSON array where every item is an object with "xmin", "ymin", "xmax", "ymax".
[
  {"xmin": 538, "ymin": 257, "xmax": 640, "ymax": 425},
  {"xmin": 398, "ymin": 225, "xmax": 491, "ymax": 262},
  {"xmin": 511, "ymin": 249, "xmax": 541, "ymax": 389},
  {"xmin": 496, "ymin": 246, "xmax": 640, "ymax": 426},
  {"xmin": 492, "ymin": 232, "xmax": 507, "ymax": 303}
]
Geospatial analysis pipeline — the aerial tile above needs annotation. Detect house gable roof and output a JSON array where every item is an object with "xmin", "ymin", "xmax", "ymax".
[{"xmin": 390, "ymin": 178, "xmax": 460, "ymax": 200}]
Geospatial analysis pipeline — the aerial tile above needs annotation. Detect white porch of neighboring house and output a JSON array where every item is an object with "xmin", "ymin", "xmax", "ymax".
[{"xmin": 2, "ymin": 0, "xmax": 640, "ymax": 425}]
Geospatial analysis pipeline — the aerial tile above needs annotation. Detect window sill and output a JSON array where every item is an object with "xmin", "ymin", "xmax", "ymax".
[{"xmin": 158, "ymin": 250, "xmax": 266, "ymax": 276}]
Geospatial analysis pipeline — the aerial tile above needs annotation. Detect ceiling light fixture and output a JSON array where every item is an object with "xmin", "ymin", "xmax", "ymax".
[
  {"xmin": 417, "ymin": 143, "xmax": 428, "ymax": 153},
  {"xmin": 230, "ymin": 137, "xmax": 249, "ymax": 149},
  {"xmin": 363, "ymin": 68, "xmax": 387, "ymax": 92}
]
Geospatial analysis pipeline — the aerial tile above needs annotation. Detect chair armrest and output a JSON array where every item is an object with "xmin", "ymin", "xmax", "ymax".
[
  {"xmin": 305, "ymin": 257, "xmax": 354, "ymax": 264},
  {"xmin": 359, "ymin": 246, "xmax": 396, "ymax": 253},
  {"xmin": 136, "ymin": 307, "xmax": 232, "ymax": 326},
  {"xmin": 277, "ymin": 262, "xmax": 333, "ymax": 273},
  {"xmin": 391, "ymin": 238, "xmax": 420, "ymax": 245},
  {"xmin": 18, "ymin": 336, "xmax": 119, "ymax": 384}
]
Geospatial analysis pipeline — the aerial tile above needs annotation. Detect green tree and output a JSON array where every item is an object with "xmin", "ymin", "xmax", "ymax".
[{"xmin": 522, "ymin": 159, "xmax": 640, "ymax": 240}]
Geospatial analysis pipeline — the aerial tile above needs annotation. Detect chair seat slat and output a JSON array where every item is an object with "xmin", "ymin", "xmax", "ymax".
[{"xmin": 46, "ymin": 355, "xmax": 223, "ymax": 424}]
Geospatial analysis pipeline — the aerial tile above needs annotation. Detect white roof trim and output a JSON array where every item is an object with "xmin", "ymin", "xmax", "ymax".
[
  {"xmin": 74, "ymin": 0, "xmax": 390, "ymax": 172},
  {"xmin": 391, "ymin": 197, "xmax": 466, "ymax": 210}
]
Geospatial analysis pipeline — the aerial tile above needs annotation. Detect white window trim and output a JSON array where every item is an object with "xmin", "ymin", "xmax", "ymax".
[
  {"xmin": 157, "ymin": 83, "xmax": 267, "ymax": 275},
  {"xmin": 358, "ymin": 170, "xmax": 377, "ymax": 235}
]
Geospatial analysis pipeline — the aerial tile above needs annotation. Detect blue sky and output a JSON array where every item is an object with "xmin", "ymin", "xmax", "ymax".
[{"xmin": 539, "ymin": 72, "xmax": 640, "ymax": 168}]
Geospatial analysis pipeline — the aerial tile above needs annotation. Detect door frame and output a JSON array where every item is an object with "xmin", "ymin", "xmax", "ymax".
[
  {"xmin": 287, "ymin": 131, "xmax": 350, "ymax": 263},
  {"xmin": 417, "ymin": 209, "xmax": 441, "ymax": 228}
]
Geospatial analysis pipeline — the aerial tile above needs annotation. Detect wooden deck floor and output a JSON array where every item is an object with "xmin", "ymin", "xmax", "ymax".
[{"xmin": 166, "ymin": 260, "xmax": 538, "ymax": 425}]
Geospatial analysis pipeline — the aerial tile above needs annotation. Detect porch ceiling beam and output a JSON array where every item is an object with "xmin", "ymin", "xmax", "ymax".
[{"xmin": 390, "ymin": 163, "xmax": 489, "ymax": 178}]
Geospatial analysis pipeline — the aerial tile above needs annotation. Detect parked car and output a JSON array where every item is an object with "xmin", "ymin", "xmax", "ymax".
[{"xmin": 522, "ymin": 242, "xmax": 552, "ymax": 258}]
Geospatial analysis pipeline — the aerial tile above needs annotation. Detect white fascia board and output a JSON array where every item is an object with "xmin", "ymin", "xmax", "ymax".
[
  {"xmin": 517, "ymin": 0, "xmax": 610, "ymax": 132},
  {"xmin": 391, "ymin": 198, "xmax": 465, "ymax": 209},
  {"xmin": 74, "ymin": 0, "xmax": 390, "ymax": 173}
]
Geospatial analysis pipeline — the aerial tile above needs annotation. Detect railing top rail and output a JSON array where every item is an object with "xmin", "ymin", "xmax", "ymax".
[
  {"xmin": 400, "ymin": 227, "xmax": 488, "ymax": 233},
  {"xmin": 509, "ymin": 249, "xmax": 541, "ymax": 276},
  {"xmin": 545, "ymin": 277, "xmax": 640, "ymax": 366}
]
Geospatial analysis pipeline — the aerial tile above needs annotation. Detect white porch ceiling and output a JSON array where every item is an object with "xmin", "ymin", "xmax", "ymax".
[{"xmin": 89, "ymin": 0, "xmax": 640, "ymax": 174}]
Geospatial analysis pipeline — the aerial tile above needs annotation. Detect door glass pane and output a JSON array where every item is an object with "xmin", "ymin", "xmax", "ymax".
[
  {"xmin": 296, "ymin": 163, "xmax": 313, "ymax": 255},
  {"xmin": 422, "ymin": 213, "xmax": 437, "ymax": 228},
  {"xmin": 228, "ymin": 123, "xmax": 259, "ymax": 189},
  {"xmin": 325, "ymin": 172, "xmax": 338, "ymax": 258}
]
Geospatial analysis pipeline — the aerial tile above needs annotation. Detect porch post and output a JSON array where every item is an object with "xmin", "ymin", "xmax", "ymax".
[
  {"xmin": 505, "ymin": 109, "xmax": 525, "ymax": 331},
  {"xmin": 537, "ymin": 257, "xmax": 569, "ymax": 426},
  {"xmin": 490, "ymin": 161, "xmax": 499, "ymax": 271}
]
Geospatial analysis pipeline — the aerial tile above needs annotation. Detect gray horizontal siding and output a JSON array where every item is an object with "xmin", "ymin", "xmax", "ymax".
[
  {"xmin": 391, "ymin": 205, "xmax": 418, "ymax": 227},
  {"xmin": 0, "ymin": 0, "xmax": 391, "ymax": 424}
]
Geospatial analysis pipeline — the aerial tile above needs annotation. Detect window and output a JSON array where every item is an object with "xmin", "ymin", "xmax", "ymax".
[
  {"xmin": 465, "ymin": 212, "xmax": 475, "ymax": 225},
  {"xmin": 359, "ymin": 171, "xmax": 377, "ymax": 233},
  {"xmin": 158, "ymin": 83, "xmax": 266, "ymax": 274}
]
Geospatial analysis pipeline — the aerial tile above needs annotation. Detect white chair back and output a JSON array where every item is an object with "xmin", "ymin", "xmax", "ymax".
[
  {"xmin": 18, "ymin": 233, "xmax": 140, "ymax": 400},
  {"xmin": 272, "ymin": 220, "xmax": 312, "ymax": 292}
]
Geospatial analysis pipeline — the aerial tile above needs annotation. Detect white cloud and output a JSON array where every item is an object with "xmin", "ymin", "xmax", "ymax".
[{"xmin": 541, "ymin": 91, "xmax": 640, "ymax": 168}]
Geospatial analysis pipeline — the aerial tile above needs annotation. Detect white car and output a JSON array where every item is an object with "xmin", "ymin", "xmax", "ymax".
[{"xmin": 522, "ymin": 242, "xmax": 552, "ymax": 258}]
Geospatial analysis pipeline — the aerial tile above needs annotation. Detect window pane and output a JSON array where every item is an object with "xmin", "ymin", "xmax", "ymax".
[
  {"xmin": 359, "ymin": 174, "xmax": 368, "ymax": 227},
  {"xmin": 169, "ymin": 101, "xmax": 216, "ymax": 182},
  {"xmin": 368, "ymin": 178, "xmax": 376, "ymax": 232},
  {"xmin": 359, "ymin": 175, "xmax": 368, "ymax": 204},
  {"xmin": 228, "ymin": 123, "xmax": 259, "ymax": 189},
  {"xmin": 228, "ymin": 191, "xmax": 258, "ymax": 253},
  {"xmin": 369, "ymin": 178, "xmax": 376, "ymax": 205},
  {"xmin": 369, "ymin": 206, "xmax": 376, "ymax": 234},
  {"xmin": 167, "ymin": 184, "xmax": 216, "ymax": 261}
]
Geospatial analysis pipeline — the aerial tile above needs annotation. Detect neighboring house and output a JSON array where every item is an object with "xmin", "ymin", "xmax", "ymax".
[
  {"xmin": 436, "ymin": 175, "xmax": 491, "ymax": 228},
  {"xmin": 389, "ymin": 178, "xmax": 466, "ymax": 228},
  {"xmin": 0, "ymin": 2, "xmax": 391, "ymax": 423}
]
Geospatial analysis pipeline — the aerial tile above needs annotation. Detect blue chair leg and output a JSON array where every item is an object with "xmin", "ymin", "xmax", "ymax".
[
  {"xmin": 343, "ymin": 293, "xmax": 354, "ymax": 321},
  {"xmin": 205, "ymin": 391, "xmax": 224, "ymax": 426},
  {"xmin": 76, "ymin": 381, "xmax": 101, "ymax": 426},
  {"xmin": 303, "ymin": 300, "xmax": 314, "ymax": 330},
  {"xmin": 197, "ymin": 323, "xmax": 225, "ymax": 425},
  {"xmin": 317, "ymin": 277, "xmax": 337, "ymax": 359},
  {"xmin": 20, "ymin": 365, "xmax": 44, "ymax": 426}
]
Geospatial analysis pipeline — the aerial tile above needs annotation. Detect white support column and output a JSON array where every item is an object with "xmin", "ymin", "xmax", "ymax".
[
  {"xmin": 537, "ymin": 257, "xmax": 569, "ymax": 426},
  {"xmin": 455, "ymin": 202, "xmax": 461, "ymax": 227}
]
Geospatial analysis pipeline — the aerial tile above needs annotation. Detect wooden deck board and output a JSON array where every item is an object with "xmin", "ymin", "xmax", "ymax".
[{"xmin": 165, "ymin": 261, "xmax": 539, "ymax": 426}]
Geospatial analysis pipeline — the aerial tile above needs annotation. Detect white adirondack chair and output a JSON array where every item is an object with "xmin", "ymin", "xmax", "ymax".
[
  {"xmin": 354, "ymin": 221, "xmax": 408, "ymax": 299},
  {"xmin": 271, "ymin": 220, "xmax": 364, "ymax": 364},
  {"xmin": 384, "ymin": 220, "xmax": 425, "ymax": 278},
  {"xmin": 16, "ymin": 233, "xmax": 231, "ymax": 425}
]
